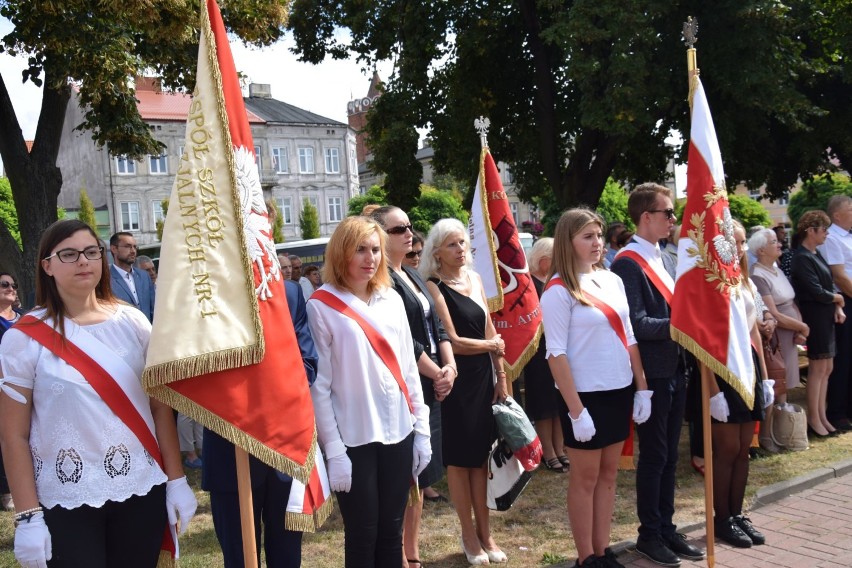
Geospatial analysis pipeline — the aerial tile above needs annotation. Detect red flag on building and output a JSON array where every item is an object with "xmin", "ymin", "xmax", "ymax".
[
  {"xmin": 143, "ymin": 0, "xmax": 330, "ymax": 530},
  {"xmin": 670, "ymin": 76, "xmax": 754, "ymax": 409},
  {"xmin": 469, "ymin": 139, "xmax": 542, "ymax": 380}
]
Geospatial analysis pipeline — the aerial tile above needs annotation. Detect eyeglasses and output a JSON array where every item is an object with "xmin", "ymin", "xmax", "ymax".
[
  {"xmin": 44, "ymin": 246, "xmax": 104, "ymax": 263},
  {"xmin": 648, "ymin": 208, "xmax": 676, "ymax": 220},
  {"xmin": 117, "ymin": 244, "xmax": 138, "ymax": 250},
  {"xmin": 405, "ymin": 250, "xmax": 423, "ymax": 259},
  {"xmin": 386, "ymin": 224, "xmax": 413, "ymax": 235},
  {"xmin": 0, "ymin": 281, "xmax": 18, "ymax": 290}
]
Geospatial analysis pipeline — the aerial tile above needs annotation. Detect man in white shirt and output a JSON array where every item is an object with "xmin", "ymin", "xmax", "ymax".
[
  {"xmin": 109, "ymin": 232, "xmax": 155, "ymax": 322},
  {"xmin": 818, "ymin": 195, "xmax": 852, "ymax": 431}
]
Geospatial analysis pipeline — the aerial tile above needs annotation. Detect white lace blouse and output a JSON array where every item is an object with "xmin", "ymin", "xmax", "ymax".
[{"xmin": 0, "ymin": 306, "xmax": 167, "ymax": 509}]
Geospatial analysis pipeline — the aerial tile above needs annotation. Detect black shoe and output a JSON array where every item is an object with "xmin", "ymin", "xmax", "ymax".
[
  {"xmin": 574, "ymin": 554, "xmax": 601, "ymax": 567},
  {"xmin": 734, "ymin": 515, "xmax": 765, "ymax": 545},
  {"xmin": 663, "ymin": 533, "xmax": 705, "ymax": 561},
  {"xmin": 830, "ymin": 419, "xmax": 852, "ymax": 432},
  {"xmin": 595, "ymin": 547, "xmax": 624, "ymax": 567},
  {"xmin": 715, "ymin": 517, "xmax": 752, "ymax": 548},
  {"xmin": 807, "ymin": 426, "xmax": 830, "ymax": 439},
  {"xmin": 635, "ymin": 537, "xmax": 681, "ymax": 567}
]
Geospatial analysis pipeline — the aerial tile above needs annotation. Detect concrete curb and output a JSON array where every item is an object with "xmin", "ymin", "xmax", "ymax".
[{"xmin": 551, "ymin": 457, "xmax": 852, "ymax": 567}]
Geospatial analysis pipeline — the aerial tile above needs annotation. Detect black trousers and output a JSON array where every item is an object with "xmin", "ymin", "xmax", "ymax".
[
  {"xmin": 44, "ymin": 483, "xmax": 167, "ymax": 568},
  {"xmin": 335, "ymin": 433, "xmax": 414, "ymax": 568},
  {"xmin": 210, "ymin": 467, "xmax": 302, "ymax": 568},
  {"xmin": 636, "ymin": 373, "xmax": 687, "ymax": 541},
  {"xmin": 827, "ymin": 297, "xmax": 852, "ymax": 425}
]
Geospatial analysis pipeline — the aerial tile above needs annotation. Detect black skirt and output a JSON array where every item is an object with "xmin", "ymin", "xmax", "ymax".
[
  {"xmin": 799, "ymin": 300, "xmax": 836, "ymax": 359},
  {"xmin": 558, "ymin": 385, "xmax": 634, "ymax": 450},
  {"xmin": 712, "ymin": 348, "xmax": 766, "ymax": 424}
]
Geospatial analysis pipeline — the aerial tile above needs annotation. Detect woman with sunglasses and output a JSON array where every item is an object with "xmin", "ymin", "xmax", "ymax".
[
  {"xmin": 403, "ymin": 231, "xmax": 425, "ymax": 270},
  {"xmin": 0, "ymin": 219, "xmax": 196, "ymax": 568},
  {"xmin": 0, "ymin": 272, "xmax": 23, "ymax": 512},
  {"xmin": 371, "ymin": 207, "xmax": 456, "ymax": 568}
]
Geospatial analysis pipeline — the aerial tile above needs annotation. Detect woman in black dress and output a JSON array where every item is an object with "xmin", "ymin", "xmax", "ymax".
[
  {"xmin": 422, "ymin": 219, "xmax": 508, "ymax": 566},
  {"xmin": 790, "ymin": 210, "xmax": 846, "ymax": 436},
  {"xmin": 371, "ymin": 207, "xmax": 457, "ymax": 568}
]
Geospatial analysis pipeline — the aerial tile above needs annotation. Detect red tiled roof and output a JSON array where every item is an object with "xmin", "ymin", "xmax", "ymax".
[{"xmin": 136, "ymin": 87, "xmax": 264, "ymax": 123}]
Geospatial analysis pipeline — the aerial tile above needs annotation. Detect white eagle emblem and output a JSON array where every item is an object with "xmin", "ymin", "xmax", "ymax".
[
  {"xmin": 233, "ymin": 146, "xmax": 280, "ymax": 300},
  {"xmin": 712, "ymin": 208, "xmax": 737, "ymax": 265}
]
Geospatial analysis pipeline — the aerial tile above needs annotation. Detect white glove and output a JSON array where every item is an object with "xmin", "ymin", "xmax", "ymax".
[
  {"xmin": 327, "ymin": 453, "xmax": 352, "ymax": 493},
  {"xmin": 14, "ymin": 511, "xmax": 51, "ymax": 568},
  {"xmin": 632, "ymin": 390, "xmax": 654, "ymax": 424},
  {"xmin": 412, "ymin": 433, "xmax": 432, "ymax": 478},
  {"xmin": 710, "ymin": 392, "xmax": 730, "ymax": 422},
  {"xmin": 570, "ymin": 408, "xmax": 596, "ymax": 442},
  {"xmin": 166, "ymin": 476, "xmax": 198, "ymax": 536},
  {"xmin": 762, "ymin": 380, "xmax": 775, "ymax": 408}
]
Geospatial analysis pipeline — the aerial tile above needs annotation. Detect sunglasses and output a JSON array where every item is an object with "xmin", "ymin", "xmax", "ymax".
[
  {"xmin": 648, "ymin": 208, "xmax": 676, "ymax": 220},
  {"xmin": 405, "ymin": 250, "xmax": 423, "ymax": 259},
  {"xmin": 0, "ymin": 281, "xmax": 18, "ymax": 290},
  {"xmin": 387, "ymin": 224, "xmax": 413, "ymax": 235}
]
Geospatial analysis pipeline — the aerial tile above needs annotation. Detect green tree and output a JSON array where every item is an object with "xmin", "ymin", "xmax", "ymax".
[
  {"xmin": 0, "ymin": 177, "xmax": 21, "ymax": 249},
  {"xmin": 156, "ymin": 198, "xmax": 169, "ymax": 241},
  {"xmin": 595, "ymin": 178, "xmax": 634, "ymax": 231},
  {"xmin": 409, "ymin": 185, "xmax": 468, "ymax": 234},
  {"xmin": 0, "ymin": 0, "xmax": 289, "ymax": 301},
  {"xmin": 266, "ymin": 199, "xmax": 285, "ymax": 243},
  {"xmin": 727, "ymin": 194, "xmax": 772, "ymax": 229},
  {"xmin": 299, "ymin": 199, "xmax": 320, "ymax": 239},
  {"xmin": 77, "ymin": 189, "xmax": 96, "ymax": 232},
  {"xmin": 787, "ymin": 174, "xmax": 852, "ymax": 228},
  {"xmin": 347, "ymin": 185, "xmax": 388, "ymax": 216},
  {"xmin": 289, "ymin": 0, "xmax": 838, "ymax": 211}
]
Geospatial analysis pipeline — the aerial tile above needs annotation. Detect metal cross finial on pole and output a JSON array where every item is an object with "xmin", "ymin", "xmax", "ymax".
[
  {"xmin": 474, "ymin": 116, "xmax": 490, "ymax": 148},
  {"xmin": 684, "ymin": 17, "xmax": 700, "ymax": 109}
]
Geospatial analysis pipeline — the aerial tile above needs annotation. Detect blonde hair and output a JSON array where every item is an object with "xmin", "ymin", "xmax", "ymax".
[
  {"xmin": 322, "ymin": 216, "xmax": 391, "ymax": 295},
  {"xmin": 547, "ymin": 208, "xmax": 604, "ymax": 307},
  {"xmin": 419, "ymin": 218, "xmax": 473, "ymax": 280}
]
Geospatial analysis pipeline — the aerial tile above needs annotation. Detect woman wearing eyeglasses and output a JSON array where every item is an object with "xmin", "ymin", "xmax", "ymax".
[
  {"xmin": 370, "ymin": 207, "xmax": 456, "ymax": 568},
  {"xmin": 0, "ymin": 219, "xmax": 196, "ymax": 568}
]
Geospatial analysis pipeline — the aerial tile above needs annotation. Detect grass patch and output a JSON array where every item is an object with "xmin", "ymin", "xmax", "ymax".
[{"xmin": 2, "ymin": 386, "xmax": 849, "ymax": 566}]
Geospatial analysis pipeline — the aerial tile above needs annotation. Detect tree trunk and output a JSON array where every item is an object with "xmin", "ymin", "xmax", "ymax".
[{"xmin": 0, "ymin": 65, "xmax": 70, "ymax": 307}]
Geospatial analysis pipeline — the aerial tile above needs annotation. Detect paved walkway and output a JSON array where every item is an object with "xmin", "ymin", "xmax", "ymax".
[{"xmin": 560, "ymin": 459, "xmax": 852, "ymax": 567}]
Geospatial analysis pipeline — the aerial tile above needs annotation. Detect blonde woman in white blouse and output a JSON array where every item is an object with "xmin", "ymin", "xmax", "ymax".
[{"xmin": 0, "ymin": 220, "xmax": 195, "ymax": 568}]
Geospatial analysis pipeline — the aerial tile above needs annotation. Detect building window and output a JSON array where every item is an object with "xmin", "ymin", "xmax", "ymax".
[
  {"xmin": 324, "ymin": 148, "xmax": 340, "ymax": 173},
  {"xmin": 254, "ymin": 145, "xmax": 262, "ymax": 171},
  {"xmin": 152, "ymin": 201, "xmax": 165, "ymax": 225},
  {"xmin": 120, "ymin": 201, "xmax": 140, "ymax": 231},
  {"xmin": 272, "ymin": 147, "xmax": 289, "ymax": 173},
  {"xmin": 501, "ymin": 166, "xmax": 513, "ymax": 185},
  {"xmin": 116, "ymin": 156, "xmax": 135, "ymax": 175},
  {"xmin": 510, "ymin": 202, "xmax": 519, "ymax": 226},
  {"xmin": 149, "ymin": 154, "xmax": 168, "ymax": 175},
  {"xmin": 748, "ymin": 188, "xmax": 761, "ymax": 200},
  {"xmin": 276, "ymin": 197, "xmax": 293, "ymax": 225},
  {"xmin": 298, "ymin": 147, "xmax": 314, "ymax": 173},
  {"xmin": 328, "ymin": 197, "xmax": 343, "ymax": 222}
]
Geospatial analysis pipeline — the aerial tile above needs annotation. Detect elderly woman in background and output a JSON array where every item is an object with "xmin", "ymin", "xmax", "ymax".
[
  {"xmin": 307, "ymin": 216, "xmax": 431, "ymax": 567},
  {"xmin": 422, "ymin": 219, "xmax": 508, "ymax": 565},
  {"xmin": 370, "ymin": 206, "xmax": 456, "ymax": 568},
  {"xmin": 749, "ymin": 228, "xmax": 809, "ymax": 404},
  {"xmin": 790, "ymin": 210, "xmax": 846, "ymax": 437},
  {"xmin": 523, "ymin": 238, "xmax": 569, "ymax": 473}
]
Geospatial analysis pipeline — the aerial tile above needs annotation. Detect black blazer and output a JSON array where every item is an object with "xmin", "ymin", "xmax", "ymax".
[
  {"xmin": 201, "ymin": 280, "xmax": 318, "ymax": 491},
  {"xmin": 610, "ymin": 248, "xmax": 681, "ymax": 380},
  {"xmin": 390, "ymin": 265, "xmax": 450, "ymax": 366},
  {"xmin": 790, "ymin": 248, "xmax": 836, "ymax": 304}
]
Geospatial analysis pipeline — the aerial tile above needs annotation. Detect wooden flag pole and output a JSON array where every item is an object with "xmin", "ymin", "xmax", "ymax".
[
  {"xmin": 700, "ymin": 364, "xmax": 715, "ymax": 567},
  {"xmin": 235, "ymin": 447, "xmax": 259, "ymax": 568}
]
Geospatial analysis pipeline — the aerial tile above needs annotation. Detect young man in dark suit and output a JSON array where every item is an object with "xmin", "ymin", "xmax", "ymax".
[{"xmin": 611, "ymin": 184, "xmax": 704, "ymax": 566}]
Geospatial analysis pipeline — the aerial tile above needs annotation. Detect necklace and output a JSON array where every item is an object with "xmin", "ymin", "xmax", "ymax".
[{"xmin": 439, "ymin": 271, "xmax": 466, "ymax": 286}]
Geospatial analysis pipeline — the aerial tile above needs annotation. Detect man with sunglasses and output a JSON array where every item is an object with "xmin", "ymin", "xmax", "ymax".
[
  {"xmin": 611, "ymin": 184, "xmax": 703, "ymax": 566},
  {"xmin": 109, "ymin": 232, "xmax": 156, "ymax": 322}
]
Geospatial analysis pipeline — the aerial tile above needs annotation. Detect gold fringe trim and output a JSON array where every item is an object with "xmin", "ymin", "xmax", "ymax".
[
  {"xmin": 284, "ymin": 497, "xmax": 335, "ymax": 532},
  {"xmin": 142, "ymin": 344, "xmax": 264, "ymax": 387},
  {"xmin": 407, "ymin": 482, "xmax": 421, "ymax": 506},
  {"xmin": 671, "ymin": 325, "xmax": 755, "ymax": 410},
  {"xmin": 200, "ymin": 2, "xmax": 265, "ymax": 354},
  {"xmin": 479, "ymin": 147, "xmax": 504, "ymax": 313},
  {"xmin": 147, "ymin": 385, "xmax": 318, "ymax": 484},
  {"xmin": 500, "ymin": 324, "xmax": 543, "ymax": 382},
  {"xmin": 156, "ymin": 550, "xmax": 177, "ymax": 568}
]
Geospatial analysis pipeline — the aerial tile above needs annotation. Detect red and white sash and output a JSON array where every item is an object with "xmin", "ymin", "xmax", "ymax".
[
  {"xmin": 545, "ymin": 277, "xmax": 629, "ymax": 351},
  {"xmin": 15, "ymin": 314, "xmax": 178, "ymax": 562},
  {"xmin": 616, "ymin": 244, "xmax": 675, "ymax": 305}
]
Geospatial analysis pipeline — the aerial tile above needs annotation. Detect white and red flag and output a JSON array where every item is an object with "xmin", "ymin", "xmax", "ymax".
[
  {"xmin": 143, "ymin": 0, "xmax": 330, "ymax": 530},
  {"xmin": 470, "ymin": 145, "xmax": 542, "ymax": 379},
  {"xmin": 670, "ymin": 77, "xmax": 754, "ymax": 409}
]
